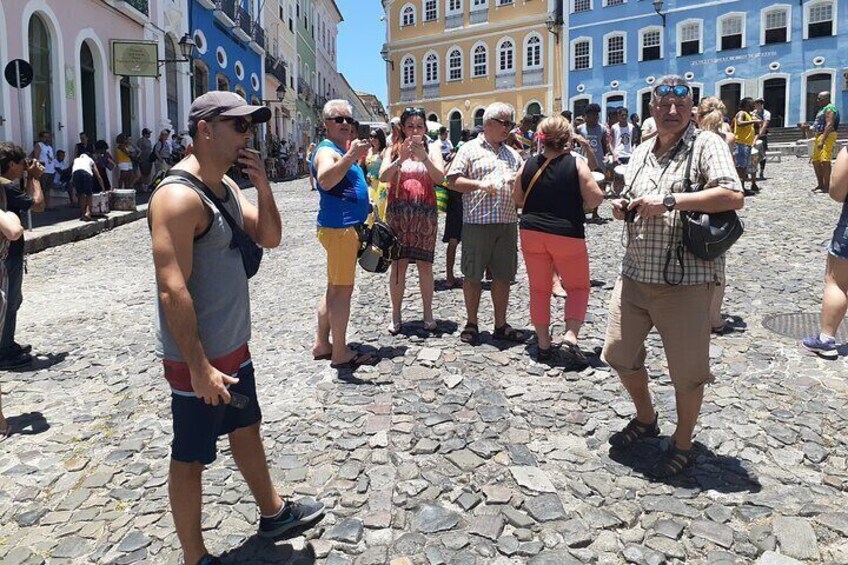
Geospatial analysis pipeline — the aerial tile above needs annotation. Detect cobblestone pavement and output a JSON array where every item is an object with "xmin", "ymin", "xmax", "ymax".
[{"xmin": 2, "ymin": 157, "xmax": 848, "ymax": 565}]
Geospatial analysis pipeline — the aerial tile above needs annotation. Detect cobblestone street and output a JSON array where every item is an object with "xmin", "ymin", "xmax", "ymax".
[{"xmin": 2, "ymin": 156, "xmax": 848, "ymax": 565}]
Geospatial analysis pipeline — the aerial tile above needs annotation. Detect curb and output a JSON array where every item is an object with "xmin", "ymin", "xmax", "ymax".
[{"xmin": 25, "ymin": 204, "xmax": 149, "ymax": 255}]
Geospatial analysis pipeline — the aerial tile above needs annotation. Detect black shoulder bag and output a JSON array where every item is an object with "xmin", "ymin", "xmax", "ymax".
[{"xmin": 164, "ymin": 171, "xmax": 263, "ymax": 279}]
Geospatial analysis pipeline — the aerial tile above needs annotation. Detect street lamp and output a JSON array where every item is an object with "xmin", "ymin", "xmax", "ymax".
[
  {"xmin": 545, "ymin": 13, "xmax": 562, "ymax": 42},
  {"xmin": 158, "ymin": 33, "xmax": 196, "ymax": 65},
  {"xmin": 652, "ymin": 0, "xmax": 667, "ymax": 27},
  {"xmin": 262, "ymin": 84, "xmax": 286, "ymax": 104},
  {"xmin": 380, "ymin": 44, "xmax": 394, "ymax": 70}
]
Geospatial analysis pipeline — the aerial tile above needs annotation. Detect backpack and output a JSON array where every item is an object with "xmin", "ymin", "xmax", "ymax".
[{"xmin": 355, "ymin": 220, "xmax": 399, "ymax": 273}]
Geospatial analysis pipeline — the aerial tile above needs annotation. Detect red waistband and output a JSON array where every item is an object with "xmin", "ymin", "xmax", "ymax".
[{"xmin": 163, "ymin": 344, "xmax": 251, "ymax": 393}]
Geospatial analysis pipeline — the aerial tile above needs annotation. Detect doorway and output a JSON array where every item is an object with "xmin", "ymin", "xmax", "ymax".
[
  {"xmin": 449, "ymin": 110, "xmax": 462, "ymax": 145},
  {"xmin": 719, "ymin": 82, "xmax": 742, "ymax": 117},
  {"xmin": 763, "ymin": 78, "xmax": 786, "ymax": 127},
  {"xmin": 120, "ymin": 77, "xmax": 132, "ymax": 135},
  {"xmin": 805, "ymin": 73, "xmax": 832, "ymax": 123},
  {"xmin": 80, "ymin": 42, "xmax": 97, "ymax": 140},
  {"xmin": 605, "ymin": 95, "xmax": 623, "ymax": 124}
]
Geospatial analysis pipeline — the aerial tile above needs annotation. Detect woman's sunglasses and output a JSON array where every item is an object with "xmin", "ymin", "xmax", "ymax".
[
  {"xmin": 329, "ymin": 116, "xmax": 356, "ymax": 124},
  {"xmin": 402, "ymin": 107, "xmax": 426, "ymax": 118},
  {"xmin": 654, "ymin": 84, "xmax": 691, "ymax": 99}
]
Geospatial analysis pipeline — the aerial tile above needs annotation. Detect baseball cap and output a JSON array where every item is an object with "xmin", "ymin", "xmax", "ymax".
[
  {"xmin": 188, "ymin": 91, "xmax": 271, "ymax": 130},
  {"xmin": 754, "ymin": 98, "xmax": 765, "ymax": 104},
  {"xmin": 159, "ymin": 129, "xmax": 171, "ymax": 136}
]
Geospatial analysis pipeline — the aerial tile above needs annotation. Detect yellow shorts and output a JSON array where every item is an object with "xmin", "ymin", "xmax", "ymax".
[
  {"xmin": 813, "ymin": 132, "xmax": 837, "ymax": 163},
  {"xmin": 317, "ymin": 226, "xmax": 360, "ymax": 286}
]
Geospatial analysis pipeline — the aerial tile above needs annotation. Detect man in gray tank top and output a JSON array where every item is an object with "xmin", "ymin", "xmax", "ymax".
[{"xmin": 149, "ymin": 91, "xmax": 324, "ymax": 565}]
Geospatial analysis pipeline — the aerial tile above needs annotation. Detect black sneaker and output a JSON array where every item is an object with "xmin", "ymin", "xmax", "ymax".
[
  {"xmin": 0, "ymin": 351, "xmax": 32, "ymax": 370},
  {"xmin": 258, "ymin": 498, "xmax": 325, "ymax": 538}
]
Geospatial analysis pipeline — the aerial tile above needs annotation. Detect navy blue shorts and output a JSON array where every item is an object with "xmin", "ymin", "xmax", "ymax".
[
  {"xmin": 72, "ymin": 170, "xmax": 93, "ymax": 196},
  {"xmin": 170, "ymin": 360, "xmax": 262, "ymax": 464}
]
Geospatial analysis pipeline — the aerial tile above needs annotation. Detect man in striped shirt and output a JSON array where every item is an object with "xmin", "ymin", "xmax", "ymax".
[{"xmin": 447, "ymin": 103, "xmax": 530, "ymax": 346}]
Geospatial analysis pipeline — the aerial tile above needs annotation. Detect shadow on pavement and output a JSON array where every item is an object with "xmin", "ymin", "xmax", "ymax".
[
  {"xmin": 394, "ymin": 320, "xmax": 458, "ymax": 338},
  {"xmin": 332, "ymin": 344, "xmax": 406, "ymax": 384},
  {"xmin": 608, "ymin": 439, "xmax": 762, "ymax": 494},
  {"xmin": 7, "ymin": 352, "xmax": 69, "ymax": 373},
  {"xmin": 5, "ymin": 412, "xmax": 50, "ymax": 437},
  {"xmin": 220, "ymin": 533, "xmax": 316, "ymax": 564}
]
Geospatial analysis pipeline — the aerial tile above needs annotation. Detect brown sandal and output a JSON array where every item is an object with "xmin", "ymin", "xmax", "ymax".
[
  {"xmin": 609, "ymin": 413, "xmax": 660, "ymax": 450},
  {"xmin": 648, "ymin": 442, "xmax": 693, "ymax": 478}
]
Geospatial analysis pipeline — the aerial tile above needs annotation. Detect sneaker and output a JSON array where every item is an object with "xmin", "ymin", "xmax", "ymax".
[
  {"xmin": 0, "ymin": 351, "xmax": 32, "ymax": 369},
  {"xmin": 802, "ymin": 335, "xmax": 838, "ymax": 359},
  {"xmin": 258, "ymin": 498, "xmax": 325, "ymax": 538}
]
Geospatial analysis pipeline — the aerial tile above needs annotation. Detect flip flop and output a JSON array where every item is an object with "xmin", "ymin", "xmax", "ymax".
[{"xmin": 331, "ymin": 352, "xmax": 378, "ymax": 370}]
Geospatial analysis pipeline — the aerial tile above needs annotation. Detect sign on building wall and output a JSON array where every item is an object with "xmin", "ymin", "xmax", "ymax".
[{"xmin": 112, "ymin": 40, "xmax": 159, "ymax": 77}]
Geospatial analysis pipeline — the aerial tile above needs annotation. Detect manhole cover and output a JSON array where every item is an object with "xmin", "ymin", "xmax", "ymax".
[{"xmin": 762, "ymin": 312, "xmax": 848, "ymax": 341}]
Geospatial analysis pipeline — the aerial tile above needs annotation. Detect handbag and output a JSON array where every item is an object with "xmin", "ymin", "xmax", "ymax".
[
  {"xmin": 163, "ymin": 171, "xmax": 263, "ymax": 279},
  {"xmin": 356, "ymin": 220, "xmax": 400, "ymax": 273},
  {"xmin": 679, "ymin": 135, "xmax": 744, "ymax": 261}
]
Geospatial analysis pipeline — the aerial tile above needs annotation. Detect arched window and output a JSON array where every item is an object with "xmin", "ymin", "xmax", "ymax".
[
  {"xmin": 79, "ymin": 42, "xmax": 98, "ymax": 141},
  {"xmin": 805, "ymin": 1, "xmax": 835, "ymax": 38},
  {"xmin": 401, "ymin": 56, "xmax": 416, "ymax": 87},
  {"xmin": 604, "ymin": 32, "xmax": 626, "ymax": 66},
  {"xmin": 427, "ymin": 113, "xmax": 439, "ymax": 123},
  {"xmin": 193, "ymin": 60, "xmax": 209, "ymax": 99},
  {"xmin": 216, "ymin": 73, "xmax": 229, "ymax": 91},
  {"xmin": 497, "ymin": 38, "xmax": 514, "ymax": 74},
  {"xmin": 474, "ymin": 108, "xmax": 485, "ymax": 127},
  {"xmin": 28, "ymin": 15, "xmax": 53, "ymax": 139},
  {"xmin": 717, "ymin": 13, "xmax": 745, "ymax": 51},
  {"xmin": 524, "ymin": 35, "xmax": 542, "ymax": 69},
  {"xmin": 472, "ymin": 43, "xmax": 488, "ymax": 77},
  {"xmin": 526, "ymin": 102, "xmax": 542, "ymax": 116},
  {"xmin": 424, "ymin": 52, "xmax": 439, "ymax": 84},
  {"xmin": 762, "ymin": 6, "xmax": 790, "ymax": 44},
  {"xmin": 423, "ymin": 0, "xmax": 438, "ymax": 21},
  {"xmin": 447, "ymin": 48, "xmax": 462, "ymax": 81},
  {"xmin": 449, "ymin": 110, "xmax": 462, "ymax": 144},
  {"xmin": 571, "ymin": 38, "xmax": 591, "ymax": 70},
  {"xmin": 401, "ymin": 4, "xmax": 416, "ymax": 26},
  {"xmin": 639, "ymin": 27, "xmax": 662, "ymax": 61}
]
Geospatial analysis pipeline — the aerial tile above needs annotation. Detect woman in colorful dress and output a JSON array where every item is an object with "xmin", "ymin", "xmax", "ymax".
[
  {"xmin": 379, "ymin": 108, "xmax": 446, "ymax": 333},
  {"xmin": 365, "ymin": 129, "xmax": 388, "ymax": 220}
]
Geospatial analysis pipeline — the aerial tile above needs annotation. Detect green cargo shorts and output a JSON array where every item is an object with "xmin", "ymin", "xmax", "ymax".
[{"xmin": 461, "ymin": 223, "xmax": 518, "ymax": 283}]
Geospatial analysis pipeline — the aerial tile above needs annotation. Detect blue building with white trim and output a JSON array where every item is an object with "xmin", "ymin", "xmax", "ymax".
[
  {"xmin": 189, "ymin": 0, "xmax": 265, "ymax": 114},
  {"xmin": 565, "ymin": 0, "xmax": 846, "ymax": 128}
]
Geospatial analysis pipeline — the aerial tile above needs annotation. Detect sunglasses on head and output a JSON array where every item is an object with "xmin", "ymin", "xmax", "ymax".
[
  {"xmin": 654, "ymin": 84, "xmax": 691, "ymax": 99},
  {"xmin": 329, "ymin": 116, "xmax": 356, "ymax": 124},
  {"xmin": 490, "ymin": 118, "xmax": 516, "ymax": 129},
  {"xmin": 402, "ymin": 107, "xmax": 426, "ymax": 118},
  {"xmin": 217, "ymin": 116, "xmax": 252, "ymax": 133}
]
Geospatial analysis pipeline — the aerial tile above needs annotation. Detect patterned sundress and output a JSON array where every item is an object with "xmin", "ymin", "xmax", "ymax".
[
  {"xmin": 387, "ymin": 159, "xmax": 438, "ymax": 262},
  {"xmin": 365, "ymin": 152, "xmax": 388, "ymax": 221}
]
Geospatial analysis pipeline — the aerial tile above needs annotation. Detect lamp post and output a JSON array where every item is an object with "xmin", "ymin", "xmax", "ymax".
[
  {"xmin": 262, "ymin": 84, "xmax": 286, "ymax": 105},
  {"xmin": 652, "ymin": 0, "xmax": 667, "ymax": 27},
  {"xmin": 158, "ymin": 33, "xmax": 196, "ymax": 66},
  {"xmin": 380, "ymin": 44, "xmax": 394, "ymax": 70},
  {"xmin": 545, "ymin": 13, "xmax": 561, "ymax": 43}
]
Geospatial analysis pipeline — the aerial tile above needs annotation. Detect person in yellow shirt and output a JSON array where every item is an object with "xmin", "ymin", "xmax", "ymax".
[{"xmin": 733, "ymin": 97, "xmax": 761, "ymax": 195}]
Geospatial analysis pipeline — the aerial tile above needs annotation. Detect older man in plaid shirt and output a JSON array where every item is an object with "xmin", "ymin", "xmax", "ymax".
[
  {"xmin": 447, "ymin": 103, "xmax": 530, "ymax": 346},
  {"xmin": 603, "ymin": 75, "xmax": 744, "ymax": 478}
]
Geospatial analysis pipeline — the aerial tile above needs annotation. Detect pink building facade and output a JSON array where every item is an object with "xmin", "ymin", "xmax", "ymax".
[{"xmin": 0, "ymin": 0, "xmax": 193, "ymax": 154}]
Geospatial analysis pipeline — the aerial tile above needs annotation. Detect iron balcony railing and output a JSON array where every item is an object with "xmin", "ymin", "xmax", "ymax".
[
  {"xmin": 252, "ymin": 24, "xmax": 266, "ymax": 51},
  {"xmin": 216, "ymin": 0, "xmax": 238, "ymax": 22},
  {"xmin": 265, "ymin": 54, "xmax": 287, "ymax": 84},
  {"xmin": 237, "ymin": 6, "xmax": 252, "ymax": 36}
]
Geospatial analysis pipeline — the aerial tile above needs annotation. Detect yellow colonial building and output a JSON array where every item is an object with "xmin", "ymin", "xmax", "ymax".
[{"xmin": 382, "ymin": 0, "xmax": 563, "ymax": 142}]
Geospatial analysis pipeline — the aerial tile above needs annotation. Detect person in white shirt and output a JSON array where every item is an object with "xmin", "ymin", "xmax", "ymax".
[
  {"xmin": 640, "ymin": 116, "xmax": 657, "ymax": 143},
  {"xmin": 33, "ymin": 131, "xmax": 56, "ymax": 209},
  {"xmin": 610, "ymin": 108, "xmax": 636, "ymax": 164},
  {"xmin": 72, "ymin": 151, "xmax": 106, "ymax": 221},
  {"xmin": 438, "ymin": 127, "xmax": 454, "ymax": 160},
  {"xmin": 53, "ymin": 150, "xmax": 74, "ymax": 205}
]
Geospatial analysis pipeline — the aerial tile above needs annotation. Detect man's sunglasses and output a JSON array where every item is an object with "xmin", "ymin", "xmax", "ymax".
[
  {"xmin": 218, "ymin": 116, "xmax": 252, "ymax": 133},
  {"xmin": 490, "ymin": 118, "xmax": 516, "ymax": 128},
  {"xmin": 654, "ymin": 84, "xmax": 691, "ymax": 99},
  {"xmin": 328, "ymin": 116, "xmax": 356, "ymax": 124}
]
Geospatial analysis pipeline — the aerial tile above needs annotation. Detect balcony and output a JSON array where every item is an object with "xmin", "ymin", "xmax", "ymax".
[
  {"xmin": 214, "ymin": 0, "xmax": 237, "ymax": 28},
  {"xmin": 265, "ymin": 54, "xmax": 287, "ymax": 84},
  {"xmin": 400, "ymin": 86, "xmax": 417, "ymax": 102},
  {"xmin": 423, "ymin": 83, "xmax": 440, "ymax": 99},
  {"xmin": 111, "ymin": 0, "xmax": 149, "ymax": 23},
  {"xmin": 250, "ymin": 24, "xmax": 266, "ymax": 55},
  {"xmin": 297, "ymin": 77, "xmax": 314, "ymax": 102},
  {"xmin": 469, "ymin": 6, "xmax": 488, "ymax": 24},
  {"xmin": 495, "ymin": 72, "xmax": 516, "ymax": 90},
  {"xmin": 522, "ymin": 68, "xmax": 543, "ymax": 87},
  {"xmin": 234, "ymin": 6, "xmax": 252, "ymax": 41}
]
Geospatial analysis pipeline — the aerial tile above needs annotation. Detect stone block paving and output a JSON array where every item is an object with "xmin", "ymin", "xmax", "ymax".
[{"xmin": 1, "ymin": 157, "xmax": 847, "ymax": 564}]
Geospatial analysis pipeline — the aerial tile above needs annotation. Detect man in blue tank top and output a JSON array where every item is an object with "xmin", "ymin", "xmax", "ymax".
[
  {"xmin": 311, "ymin": 99, "xmax": 375, "ymax": 369},
  {"xmin": 149, "ymin": 91, "xmax": 323, "ymax": 565}
]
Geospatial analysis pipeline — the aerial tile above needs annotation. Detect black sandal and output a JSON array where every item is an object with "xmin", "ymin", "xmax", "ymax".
[
  {"xmin": 648, "ymin": 443, "xmax": 693, "ymax": 479},
  {"xmin": 493, "ymin": 324, "xmax": 530, "ymax": 343},
  {"xmin": 561, "ymin": 342, "xmax": 588, "ymax": 364},
  {"xmin": 536, "ymin": 346, "xmax": 554, "ymax": 362},
  {"xmin": 609, "ymin": 413, "xmax": 660, "ymax": 450},
  {"xmin": 460, "ymin": 323, "xmax": 480, "ymax": 346}
]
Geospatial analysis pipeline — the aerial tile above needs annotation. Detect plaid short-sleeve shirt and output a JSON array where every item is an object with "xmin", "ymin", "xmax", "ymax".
[
  {"xmin": 621, "ymin": 124, "xmax": 742, "ymax": 286},
  {"xmin": 446, "ymin": 136, "xmax": 522, "ymax": 225}
]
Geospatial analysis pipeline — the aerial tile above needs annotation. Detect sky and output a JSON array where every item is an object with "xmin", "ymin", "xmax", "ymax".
[{"xmin": 335, "ymin": 0, "xmax": 388, "ymax": 106}]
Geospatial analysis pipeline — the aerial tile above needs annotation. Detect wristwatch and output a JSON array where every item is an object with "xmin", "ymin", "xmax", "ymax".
[{"xmin": 663, "ymin": 194, "xmax": 677, "ymax": 211}]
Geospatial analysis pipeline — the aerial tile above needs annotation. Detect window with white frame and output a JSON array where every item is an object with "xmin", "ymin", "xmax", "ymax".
[
  {"xmin": 424, "ymin": 0, "xmax": 438, "ymax": 21},
  {"xmin": 401, "ymin": 4, "xmax": 416, "ymax": 26},
  {"xmin": 640, "ymin": 28, "xmax": 661, "ymax": 60},
  {"xmin": 473, "ymin": 44, "xmax": 488, "ymax": 76},
  {"xmin": 605, "ymin": 0, "xmax": 624, "ymax": 6},
  {"xmin": 807, "ymin": 1, "xmax": 834, "ymax": 38},
  {"xmin": 498, "ymin": 0, "xmax": 514, "ymax": 5},
  {"xmin": 448, "ymin": 48, "xmax": 462, "ymax": 80},
  {"xmin": 763, "ymin": 8, "xmax": 788, "ymax": 43},
  {"xmin": 572, "ymin": 38, "xmax": 590, "ymax": 70},
  {"xmin": 472, "ymin": 0, "xmax": 488, "ymax": 8},
  {"xmin": 679, "ymin": 21, "xmax": 701, "ymax": 55},
  {"xmin": 424, "ymin": 53, "xmax": 439, "ymax": 83},
  {"xmin": 719, "ymin": 14, "xmax": 744, "ymax": 50},
  {"xmin": 605, "ymin": 33, "xmax": 625, "ymax": 65},
  {"xmin": 525, "ymin": 35, "xmax": 542, "ymax": 69},
  {"xmin": 402, "ymin": 56, "xmax": 416, "ymax": 86},
  {"xmin": 447, "ymin": 0, "xmax": 462, "ymax": 14},
  {"xmin": 573, "ymin": 0, "xmax": 591, "ymax": 12},
  {"xmin": 498, "ymin": 39, "xmax": 515, "ymax": 73}
]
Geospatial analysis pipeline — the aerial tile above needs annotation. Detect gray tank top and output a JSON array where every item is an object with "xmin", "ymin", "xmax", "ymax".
[{"xmin": 153, "ymin": 174, "xmax": 251, "ymax": 361}]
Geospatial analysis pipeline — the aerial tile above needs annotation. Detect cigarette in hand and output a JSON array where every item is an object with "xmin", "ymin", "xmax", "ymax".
[{"xmin": 243, "ymin": 148, "xmax": 261, "ymax": 155}]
